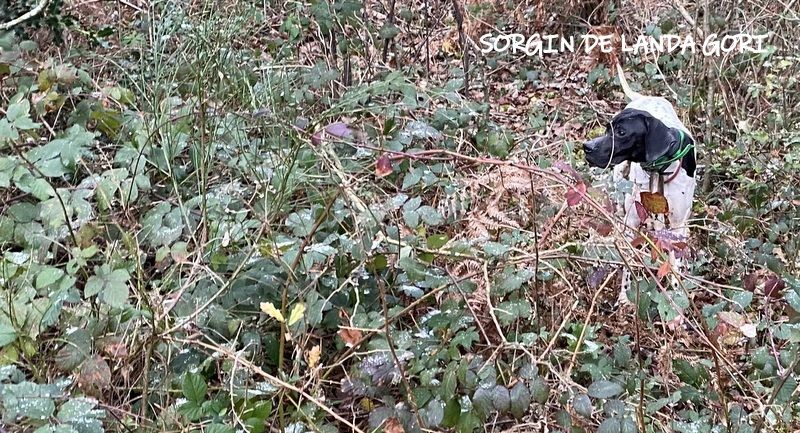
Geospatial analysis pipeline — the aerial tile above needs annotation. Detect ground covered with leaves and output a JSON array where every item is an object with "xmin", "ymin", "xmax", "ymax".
[{"xmin": 1, "ymin": 0, "xmax": 799, "ymax": 432}]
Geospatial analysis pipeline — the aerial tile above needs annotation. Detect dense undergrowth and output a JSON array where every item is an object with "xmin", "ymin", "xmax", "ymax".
[{"xmin": 0, "ymin": 0, "xmax": 799, "ymax": 432}]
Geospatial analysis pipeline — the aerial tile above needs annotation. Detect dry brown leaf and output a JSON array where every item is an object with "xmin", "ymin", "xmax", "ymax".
[
  {"xmin": 338, "ymin": 327, "xmax": 362, "ymax": 347},
  {"xmin": 657, "ymin": 261, "xmax": 671, "ymax": 280},
  {"xmin": 640, "ymin": 192, "xmax": 669, "ymax": 214},
  {"xmin": 384, "ymin": 417, "xmax": 405, "ymax": 433},
  {"xmin": 77, "ymin": 355, "xmax": 111, "ymax": 396},
  {"xmin": 307, "ymin": 345, "xmax": 321, "ymax": 369},
  {"xmin": 375, "ymin": 154, "xmax": 393, "ymax": 178}
]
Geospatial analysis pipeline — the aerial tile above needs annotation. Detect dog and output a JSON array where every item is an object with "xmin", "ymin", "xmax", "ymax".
[{"xmin": 583, "ymin": 63, "xmax": 697, "ymax": 302}]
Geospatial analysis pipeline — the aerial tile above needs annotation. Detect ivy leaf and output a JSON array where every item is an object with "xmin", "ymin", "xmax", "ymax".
[
  {"xmin": 587, "ymin": 380, "xmax": 623, "ymax": 399},
  {"xmin": 442, "ymin": 397, "xmax": 461, "ymax": 427}
]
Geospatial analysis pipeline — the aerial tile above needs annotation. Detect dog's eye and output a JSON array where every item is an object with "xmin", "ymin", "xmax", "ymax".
[{"xmin": 614, "ymin": 128, "xmax": 626, "ymax": 137}]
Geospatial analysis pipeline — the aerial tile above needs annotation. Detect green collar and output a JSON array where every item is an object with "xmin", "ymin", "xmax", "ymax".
[{"xmin": 641, "ymin": 129, "xmax": 693, "ymax": 173}]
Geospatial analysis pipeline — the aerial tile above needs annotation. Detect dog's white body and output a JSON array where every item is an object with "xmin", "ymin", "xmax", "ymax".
[
  {"xmin": 614, "ymin": 64, "xmax": 696, "ymax": 238},
  {"xmin": 614, "ymin": 64, "xmax": 696, "ymax": 301},
  {"xmin": 614, "ymin": 158, "xmax": 696, "ymax": 239}
]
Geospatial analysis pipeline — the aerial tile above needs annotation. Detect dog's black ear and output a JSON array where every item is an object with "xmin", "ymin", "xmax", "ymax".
[{"xmin": 642, "ymin": 115, "xmax": 678, "ymax": 163}]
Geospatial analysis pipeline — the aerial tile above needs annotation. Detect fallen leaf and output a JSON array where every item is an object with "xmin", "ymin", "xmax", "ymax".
[
  {"xmin": 657, "ymin": 261, "xmax": 671, "ymax": 280},
  {"xmin": 587, "ymin": 267, "xmax": 608, "ymax": 289},
  {"xmin": 287, "ymin": 303, "xmax": 306, "ymax": 326},
  {"xmin": 338, "ymin": 327, "xmax": 362, "ymax": 347},
  {"xmin": 384, "ymin": 417, "xmax": 405, "ymax": 433},
  {"xmin": 743, "ymin": 273, "xmax": 758, "ymax": 292},
  {"xmin": 635, "ymin": 201, "xmax": 648, "ymax": 221},
  {"xmin": 553, "ymin": 160, "xmax": 581, "ymax": 181},
  {"xmin": 375, "ymin": 154, "xmax": 393, "ymax": 178},
  {"xmin": 631, "ymin": 236, "xmax": 647, "ymax": 248},
  {"xmin": 100, "ymin": 336, "xmax": 128, "ymax": 359},
  {"xmin": 566, "ymin": 182, "xmax": 586, "ymax": 206},
  {"xmin": 740, "ymin": 323, "xmax": 757, "ymax": 338},
  {"xmin": 596, "ymin": 223, "xmax": 613, "ymax": 236},
  {"xmin": 307, "ymin": 345, "xmax": 321, "ymax": 369},
  {"xmin": 718, "ymin": 311, "xmax": 745, "ymax": 328},
  {"xmin": 640, "ymin": 192, "xmax": 669, "ymax": 214},
  {"xmin": 77, "ymin": 355, "xmax": 111, "ymax": 397},
  {"xmin": 260, "ymin": 302, "xmax": 284, "ymax": 322},
  {"xmin": 764, "ymin": 275, "xmax": 785, "ymax": 299}
]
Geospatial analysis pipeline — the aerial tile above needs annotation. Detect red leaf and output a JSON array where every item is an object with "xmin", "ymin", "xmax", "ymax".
[
  {"xmin": 566, "ymin": 182, "xmax": 586, "ymax": 207},
  {"xmin": 311, "ymin": 121, "xmax": 355, "ymax": 146},
  {"xmin": 631, "ymin": 235, "xmax": 647, "ymax": 248},
  {"xmin": 657, "ymin": 261, "xmax": 671, "ymax": 280},
  {"xmin": 375, "ymin": 154, "xmax": 393, "ymax": 178},
  {"xmin": 325, "ymin": 122, "xmax": 354, "ymax": 138},
  {"xmin": 587, "ymin": 267, "xmax": 609, "ymax": 289},
  {"xmin": 596, "ymin": 223, "xmax": 613, "ymax": 236},
  {"xmin": 634, "ymin": 201, "xmax": 648, "ymax": 221},
  {"xmin": 554, "ymin": 160, "xmax": 581, "ymax": 181},
  {"xmin": 764, "ymin": 275, "xmax": 785, "ymax": 299},
  {"xmin": 743, "ymin": 273, "xmax": 757, "ymax": 292}
]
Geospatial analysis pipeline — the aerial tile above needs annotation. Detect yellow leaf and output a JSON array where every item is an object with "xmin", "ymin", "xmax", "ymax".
[
  {"xmin": 307, "ymin": 345, "xmax": 321, "ymax": 369},
  {"xmin": 287, "ymin": 303, "xmax": 306, "ymax": 326},
  {"xmin": 260, "ymin": 302, "xmax": 284, "ymax": 322}
]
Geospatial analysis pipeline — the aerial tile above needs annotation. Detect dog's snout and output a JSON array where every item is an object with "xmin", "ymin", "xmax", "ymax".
[{"xmin": 584, "ymin": 137, "xmax": 602, "ymax": 152}]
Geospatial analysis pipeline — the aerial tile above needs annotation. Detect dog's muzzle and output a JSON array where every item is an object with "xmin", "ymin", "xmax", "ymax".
[
  {"xmin": 583, "ymin": 136, "xmax": 603, "ymax": 153},
  {"xmin": 583, "ymin": 136, "xmax": 609, "ymax": 167}
]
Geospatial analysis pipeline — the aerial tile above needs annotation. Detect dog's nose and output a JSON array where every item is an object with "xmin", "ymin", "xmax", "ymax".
[{"xmin": 584, "ymin": 137, "xmax": 602, "ymax": 152}]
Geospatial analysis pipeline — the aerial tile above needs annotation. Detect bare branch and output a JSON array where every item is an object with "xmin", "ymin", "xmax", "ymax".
[{"xmin": 0, "ymin": 0, "xmax": 51, "ymax": 31}]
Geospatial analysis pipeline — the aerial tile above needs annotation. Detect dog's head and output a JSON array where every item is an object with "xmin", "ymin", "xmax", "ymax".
[{"xmin": 583, "ymin": 108, "xmax": 684, "ymax": 170}]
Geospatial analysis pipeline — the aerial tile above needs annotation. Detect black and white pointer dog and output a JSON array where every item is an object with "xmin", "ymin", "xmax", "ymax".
[{"xmin": 583, "ymin": 64, "xmax": 697, "ymax": 299}]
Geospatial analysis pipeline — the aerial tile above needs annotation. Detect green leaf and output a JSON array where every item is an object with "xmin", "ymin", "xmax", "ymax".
[
  {"xmin": 178, "ymin": 401, "xmax": 204, "ymax": 421},
  {"xmin": 6, "ymin": 99, "xmax": 31, "ymax": 124},
  {"xmin": 417, "ymin": 205, "xmax": 444, "ymax": 226},
  {"xmin": 587, "ymin": 380, "xmax": 623, "ymax": 399},
  {"xmin": 206, "ymin": 424, "xmax": 235, "ymax": 433},
  {"xmin": 0, "ymin": 118, "xmax": 19, "ymax": 141},
  {"xmin": 530, "ymin": 376, "xmax": 549, "ymax": 403},
  {"xmin": 442, "ymin": 397, "xmax": 461, "ymax": 427},
  {"xmin": 573, "ymin": 393, "xmax": 593, "ymax": 417},
  {"xmin": 57, "ymin": 398, "xmax": 98, "ymax": 422},
  {"xmin": 441, "ymin": 367, "xmax": 457, "ymax": 400},
  {"xmin": 427, "ymin": 234, "xmax": 449, "ymax": 249},
  {"xmin": 84, "ymin": 265, "xmax": 130, "ymax": 308},
  {"xmin": 0, "ymin": 322, "xmax": 17, "ymax": 347},
  {"xmin": 378, "ymin": 23, "xmax": 401, "ymax": 39},
  {"xmin": 36, "ymin": 267, "xmax": 65, "ymax": 290},
  {"xmin": 55, "ymin": 328, "xmax": 92, "ymax": 371},
  {"xmin": 140, "ymin": 203, "xmax": 185, "ymax": 247},
  {"xmin": 775, "ymin": 375, "xmax": 798, "ymax": 404},
  {"xmin": 495, "ymin": 299, "xmax": 532, "ymax": 325},
  {"xmin": 509, "ymin": 382, "xmax": 531, "ymax": 419},
  {"xmin": 598, "ymin": 417, "xmax": 622, "ymax": 433},
  {"xmin": 422, "ymin": 397, "xmax": 444, "ymax": 427},
  {"xmin": 183, "ymin": 373, "xmax": 208, "ymax": 403}
]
